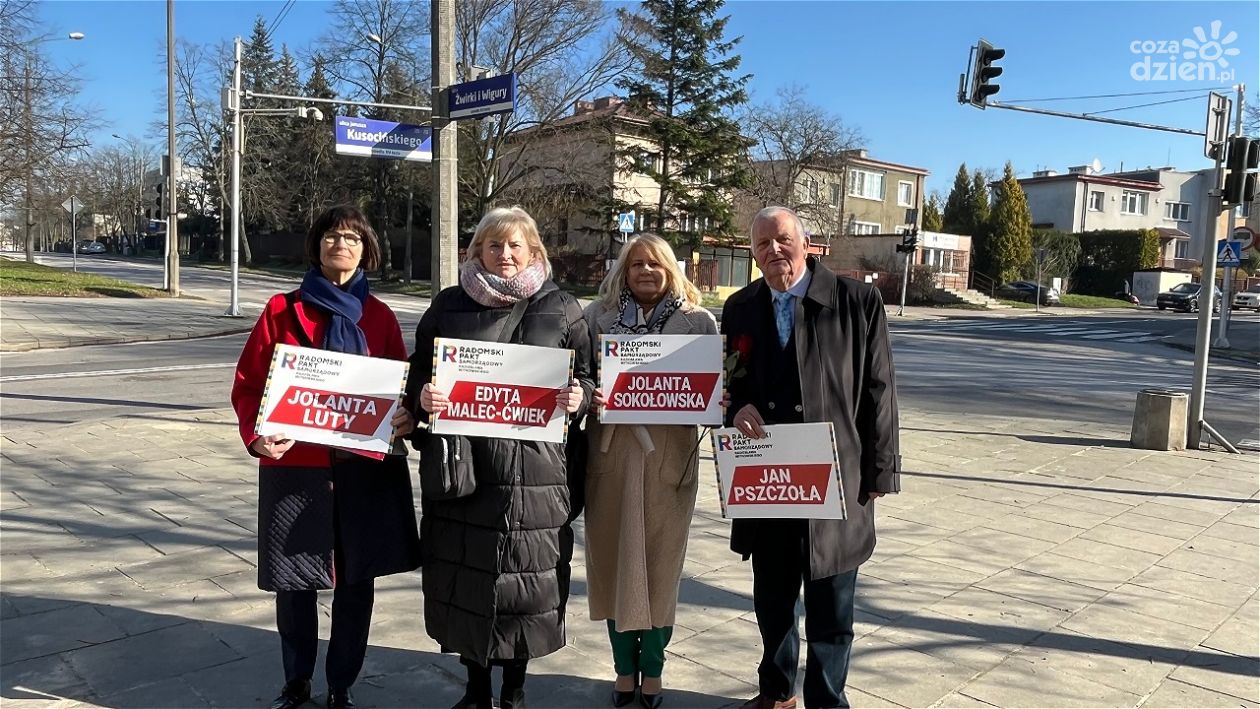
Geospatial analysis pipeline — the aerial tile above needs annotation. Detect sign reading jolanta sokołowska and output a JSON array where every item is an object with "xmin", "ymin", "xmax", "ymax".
[
  {"xmin": 256, "ymin": 344, "xmax": 409, "ymax": 454},
  {"xmin": 430, "ymin": 337, "xmax": 573, "ymax": 443},
  {"xmin": 711, "ymin": 423, "xmax": 846, "ymax": 519},
  {"xmin": 334, "ymin": 115, "xmax": 432, "ymax": 162},
  {"xmin": 598, "ymin": 334, "xmax": 723, "ymax": 425}
]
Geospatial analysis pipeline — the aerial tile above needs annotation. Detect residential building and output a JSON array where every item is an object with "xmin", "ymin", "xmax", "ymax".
[{"xmin": 1017, "ymin": 163, "xmax": 1230, "ymax": 269}]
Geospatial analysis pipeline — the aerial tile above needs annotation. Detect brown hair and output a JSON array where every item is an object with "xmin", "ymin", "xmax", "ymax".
[{"xmin": 306, "ymin": 205, "xmax": 380, "ymax": 272}]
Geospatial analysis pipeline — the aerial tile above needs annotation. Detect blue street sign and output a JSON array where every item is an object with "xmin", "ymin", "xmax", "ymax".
[
  {"xmin": 449, "ymin": 73, "xmax": 517, "ymax": 120},
  {"xmin": 334, "ymin": 116, "xmax": 432, "ymax": 162},
  {"xmin": 1216, "ymin": 239, "xmax": 1242, "ymax": 267},
  {"xmin": 617, "ymin": 212, "xmax": 636, "ymax": 233}
]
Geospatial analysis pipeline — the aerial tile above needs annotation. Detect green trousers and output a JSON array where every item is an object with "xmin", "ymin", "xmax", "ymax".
[{"xmin": 607, "ymin": 621, "xmax": 674, "ymax": 678}]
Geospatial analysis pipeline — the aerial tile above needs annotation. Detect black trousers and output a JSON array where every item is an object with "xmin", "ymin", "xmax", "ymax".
[
  {"xmin": 276, "ymin": 580, "xmax": 375, "ymax": 690},
  {"xmin": 751, "ymin": 522, "xmax": 858, "ymax": 709},
  {"xmin": 459, "ymin": 656, "xmax": 529, "ymax": 700}
]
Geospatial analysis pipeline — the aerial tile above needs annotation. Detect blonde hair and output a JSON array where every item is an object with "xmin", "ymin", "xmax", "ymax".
[
  {"xmin": 466, "ymin": 206, "xmax": 552, "ymax": 277},
  {"xmin": 598, "ymin": 233, "xmax": 702, "ymax": 308}
]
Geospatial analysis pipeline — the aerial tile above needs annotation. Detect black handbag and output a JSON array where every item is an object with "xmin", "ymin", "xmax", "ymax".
[{"xmin": 416, "ymin": 298, "xmax": 530, "ymax": 501}]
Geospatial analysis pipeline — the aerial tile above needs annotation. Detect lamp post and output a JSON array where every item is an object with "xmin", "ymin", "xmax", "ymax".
[{"xmin": 21, "ymin": 32, "xmax": 85, "ymax": 263}]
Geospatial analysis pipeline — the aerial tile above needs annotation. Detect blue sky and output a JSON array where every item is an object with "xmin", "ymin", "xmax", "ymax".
[{"xmin": 39, "ymin": 0, "xmax": 1259, "ymax": 196}]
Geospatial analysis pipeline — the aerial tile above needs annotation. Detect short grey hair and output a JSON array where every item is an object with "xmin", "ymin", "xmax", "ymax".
[{"xmin": 750, "ymin": 206, "xmax": 807, "ymax": 243}]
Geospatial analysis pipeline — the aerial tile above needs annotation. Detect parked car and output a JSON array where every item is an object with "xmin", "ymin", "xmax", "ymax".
[
  {"xmin": 1232, "ymin": 283, "xmax": 1260, "ymax": 312},
  {"xmin": 1156, "ymin": 282, "xmax": 1220, "ymax": 313},
  {"xmin": 997, "ymin": 280, "xmax": 1061, "ymax": 306},
  {"xmin": 76, "ymin": 240, "xmax": 106, "ymax": 254}
]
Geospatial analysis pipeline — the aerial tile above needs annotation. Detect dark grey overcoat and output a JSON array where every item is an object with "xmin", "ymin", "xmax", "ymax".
[{"xmin": 721, "ymin": 257, "xmax": 901, "ymax": 579}]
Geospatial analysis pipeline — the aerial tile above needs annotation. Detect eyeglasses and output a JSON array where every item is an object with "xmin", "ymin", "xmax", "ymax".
[{"xmin": 322, "ymin": 232, "xmax": 363, "ymax": 246}]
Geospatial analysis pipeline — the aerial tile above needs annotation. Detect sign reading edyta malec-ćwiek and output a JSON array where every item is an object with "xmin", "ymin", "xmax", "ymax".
[
  {"xmin": 448, "ymin": 73, "xmax": 517, "ymax": 120},
  {"xmin": 334, "ymin": 116, "xmax": 432, "ymax": 162}
]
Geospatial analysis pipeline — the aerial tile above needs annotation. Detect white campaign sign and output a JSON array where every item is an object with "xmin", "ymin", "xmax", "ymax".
[
  {"xmin": 430, "ymin": 337, "xmax": 574, "ymax": 443},
  {"xmin": 599, "ymin": 334, "xmax": 723, "ymax": 425},
  {"xmin": 256, "ymin": 344, "xmax": 409, "ymax": 454},
  {"xmin": 711, "ymin": 422, "xmax": 846, "ymax": 519}
]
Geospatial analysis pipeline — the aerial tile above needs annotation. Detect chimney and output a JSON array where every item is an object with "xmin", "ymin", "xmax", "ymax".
[
  {"xmin": 1032, "ymin": 169, "xmax": 1057, "ymax": 178},
  {"xmin": 573, "ymin": 100, "xmax": 594, "ymax": 116},
  {"xmin": 592, "ymin": 96, "xmax": 623, "ymax": 110},
  {"xmin": 1068, "ymin": 165, "xmax": 1090, "ymax": 175}
]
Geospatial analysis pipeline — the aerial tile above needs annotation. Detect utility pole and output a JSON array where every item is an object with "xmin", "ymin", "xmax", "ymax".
[
  {"xmin": 431, "ymin": 0, "xmax": 458, "ymax": 292},
  {"xmin": 226, "ymin": 36, "xmax": 243, "ymax": 317},
  {"xmin": 23, "ymin": 59, "xmax": 34, "ymax": 263},
  {"xmin": 404, "ymin": 189, "xmax": 414, "ymax": 286},
  {"xmin": 1214, "ymin": 84, "xmax": 1246, "ymax": 350},
  {"xmin": 165, "ymin": 0, "xmax": 180, "ymax": 296}
]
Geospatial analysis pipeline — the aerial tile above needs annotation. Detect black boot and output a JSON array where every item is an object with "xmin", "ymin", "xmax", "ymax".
[
  {"xmin": 450, "ymin": 688, "xmax": 494, "ymax": 709},
  {"xmin": 326, "ymin": 688, "xmax": 356, "ymax": 709},
  {"xmin": 270, "ymin": 680, "xmax": 312, "ymax": 709},
  {"xmin": 452, "ymin": 659, "xmax": 494, "ymax": 709},
  {"xmin": 500, "ymin": 687, "xmax": 526, "ymax": 709}
]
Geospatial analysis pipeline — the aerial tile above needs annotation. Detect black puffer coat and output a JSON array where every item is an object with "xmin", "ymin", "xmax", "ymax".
[{"xmin": 407, "ymin": 281, "xmax": 594, "ymax": 664}]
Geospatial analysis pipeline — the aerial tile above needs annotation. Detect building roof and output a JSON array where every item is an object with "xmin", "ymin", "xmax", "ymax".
[
  {"xmin": 1014, "ymin": 172, "xmax": 1163, "ymax": 191},
  {"xmin": 842, "ymin": 151, "xmax": 929, "ymax": 176},
  {"xmin": 1154, "ymin": 226, "xmax": 1191, "ymax": 240}
]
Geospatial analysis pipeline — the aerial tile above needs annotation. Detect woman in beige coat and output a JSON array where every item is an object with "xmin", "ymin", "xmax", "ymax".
[{"xmin": 584, "ymin": 234, "xmax": 718, "ymax": 709}]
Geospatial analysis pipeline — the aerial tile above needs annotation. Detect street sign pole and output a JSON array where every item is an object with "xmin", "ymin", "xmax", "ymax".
[
  {"xmin": 431, "ymin": 0, "xmax": 458, "ymax": 294},
  {"xmin": 71, "ymin": 206, "xmax": 77, "ymax": 273},
  {"xmin": 165, "ymin": 0, "xmax": 180, "ymax": 296}
]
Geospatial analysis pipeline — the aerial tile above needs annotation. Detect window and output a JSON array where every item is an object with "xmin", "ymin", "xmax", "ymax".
[
  {"xmin": 830, "ymin": 183, "xmax": 841, "ymax": 206},
  {"xmin": 894, "ymin": 226, "xmax": 910, "ymax": 234},
  {"xmin": 1088, "ymin": 191, "xmax": 1104, "ymax": 211},
  {"xmin": 897, "ymin": 181, "xmax": 914, "ymax": 207},
  {"xmin": 808, "ymin": 177, "xmax": 820, "ymax": 202},
  {"xmin": 1236, "ymin": 203, "xmax": 1253, "ymax": 218},
  {"xmin": 1174, "ymin": 240, "xmax": 1189, "ymax": 259},
  {"xmin": 635, "ymin": 150, "xmax": 659, "ymax": 173},
  {"xmin": 1164, "ymin": 202, "xmax": 1190, "ymax": 221},
  {"xmin": 1120, "ymin": 190, "xmax": 1147, "ymax": 215},
  {"xmin": 847, "ymin": 169, "xmax": 885, "ymax": 201},
  {"xmin": 851, "ymin": 221, "xmax": 881, "ymax": 235}
]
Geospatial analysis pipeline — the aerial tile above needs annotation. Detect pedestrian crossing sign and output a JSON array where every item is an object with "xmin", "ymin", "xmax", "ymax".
[
  {"xmin": 1217, "ymin": 240, "xmax": 1242, "ymax": 267},
  {"xmin": 618, "ymin": 212, "xmax": 636, "ymax": 233}
]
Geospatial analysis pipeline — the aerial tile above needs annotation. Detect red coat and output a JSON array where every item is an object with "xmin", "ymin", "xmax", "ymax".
[{"xmin": 231, "ymin": 291, "xmax": 408, "ymax": 468}]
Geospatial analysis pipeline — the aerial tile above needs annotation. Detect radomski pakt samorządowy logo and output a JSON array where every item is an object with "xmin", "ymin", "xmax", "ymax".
[{"xmin": 1130, "ymin": 20, "xmax": 1240, "ymax": 82}]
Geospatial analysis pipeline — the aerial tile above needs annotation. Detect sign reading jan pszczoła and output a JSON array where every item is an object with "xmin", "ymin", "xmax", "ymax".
[
  {"xmin": 711, "ymin": 423, "xmax": 846, "ymax": 519},
  {"xmin": 256, "ymin": 344, "xmax": 409, "ymax": 455},
  {"xmin": 598, "ymin": 334, "xmax": 723, "ymax": 425},
  {"xmin": 430, "ymin": 337, "xmax": 573, "ymax": 443}
]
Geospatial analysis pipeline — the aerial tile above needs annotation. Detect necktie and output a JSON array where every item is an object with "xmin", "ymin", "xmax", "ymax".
[{"xmin": 773, "ymin": 291, "xmax": 793, "ymax": 348}]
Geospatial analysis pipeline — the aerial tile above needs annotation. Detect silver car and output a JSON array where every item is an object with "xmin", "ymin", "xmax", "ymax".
[{"xmin": 1232, "ymin": 284, "xmax": 1260, "ymax": 312}]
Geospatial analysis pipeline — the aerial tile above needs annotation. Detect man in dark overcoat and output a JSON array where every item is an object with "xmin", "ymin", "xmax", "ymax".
[{"xmin": 722, "ymin": 206, "xmax": 901, "ymax": 709}]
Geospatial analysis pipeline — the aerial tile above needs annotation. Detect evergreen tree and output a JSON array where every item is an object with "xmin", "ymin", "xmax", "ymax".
[
  {"xmin": 923, "ymin": 193, "xmax": 943, "ymax": 232},
  {"xmin": 987, "ymin": 161, "xmax": 1033, "ymax": 284},
  {"xmin": 239, "ymin": 16, "xmax": 283, "ymax": 233},
  {"xmin": 941, "ymin": 163, "xmax": 970, "ymax": 234},
  {"xmin": 617, "ymin": 0, "xmax": 752, "ymax": 247},
  {"xmin": 969, "ymin": 169, "xmax": 993, "ymax": 274}
]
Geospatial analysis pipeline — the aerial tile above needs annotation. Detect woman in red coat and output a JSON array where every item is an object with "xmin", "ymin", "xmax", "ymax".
[{"xmin": 231, "ymin": 205, "xmax": 421, "ymax": 709}]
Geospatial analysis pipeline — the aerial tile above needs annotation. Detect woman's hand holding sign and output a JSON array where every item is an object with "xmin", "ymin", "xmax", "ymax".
[
  {"xmin": 251, "ymin": 433, "xmax": 295, "ymax": 460},
  {"xmin": 420, "ymin": 382, "xmax": 450, "ymax": 415},
  {"xmin": 556, "ymin": 378, "xmax": 584, "ymax": 414},
  {"xmin": 588, "ymin": 387, "xmax": 606, "ymax": 414},
  {"xmin": 391, "ymin": 400, "xmax": 417, "ymax": 437}
]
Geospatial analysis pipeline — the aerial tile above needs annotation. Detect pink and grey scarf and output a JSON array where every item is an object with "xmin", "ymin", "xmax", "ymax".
[{"xmin": 459, "ymin": 258, "xmax": 548, "ymax": 307}]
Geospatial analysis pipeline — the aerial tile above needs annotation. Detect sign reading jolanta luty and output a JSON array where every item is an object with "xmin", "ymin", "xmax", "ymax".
[
  {"xmin": 711, "ymin": 422, "xmax": 846, "ymax": 519},
  {"xmin": 256, "ymin": 344, "xmax": 409, "ymax": 455},
  {"xmin": 430, "ymin": 337, "xmax": 573, "ymax": 443},
  {"xmin": 598, "ymin": 334, "xmax": 723, "ymax": 425}
]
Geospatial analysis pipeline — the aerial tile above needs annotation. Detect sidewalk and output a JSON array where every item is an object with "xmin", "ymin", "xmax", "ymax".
[
  {"xmin": 0, "ymin": 297, "xmax": 257, "ymax": 352},
  {"xmin": 2, "ymin": 405, "xmax": 1256, "ymax": 707}
]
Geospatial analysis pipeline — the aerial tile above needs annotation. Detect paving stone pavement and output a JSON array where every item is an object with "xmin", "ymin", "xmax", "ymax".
[{"xmin": 1, "ymin": 408, "xmax": 1257, "ymax": 708}]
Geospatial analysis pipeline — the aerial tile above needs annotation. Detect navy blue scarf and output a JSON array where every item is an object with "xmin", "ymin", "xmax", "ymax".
[{"xmin": 300, "ymin": 267, "xmax": 369, "ymax": 355}]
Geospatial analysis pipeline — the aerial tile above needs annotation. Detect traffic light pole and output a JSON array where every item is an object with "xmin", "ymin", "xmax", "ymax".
[
  {"xmin": 1214, "ymin": 85, "xmax": 1245, "ymax": 350},
  {"xmin": 165, "ymin": 0, "xmax": 180, "ymax": 296}
]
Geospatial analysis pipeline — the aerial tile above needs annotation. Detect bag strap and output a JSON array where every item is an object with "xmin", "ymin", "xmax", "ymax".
[
  {"xmin": 284, "ymin": 291, "xmax": 316, "ymax": 348},
  {"xmin": 497, "ymin": 297, "xmax": 530, "ymax": 344}
]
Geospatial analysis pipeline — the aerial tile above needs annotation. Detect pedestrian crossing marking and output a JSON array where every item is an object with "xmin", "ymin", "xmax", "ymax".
[{"xmin": 906, "ymin": 319, "xmax": 1167, "ymax": 345}]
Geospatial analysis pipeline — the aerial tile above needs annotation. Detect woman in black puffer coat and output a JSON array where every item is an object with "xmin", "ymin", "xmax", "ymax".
[{"xmin": 406, "ymin": 206, "xmax": 593, "ymax": 709}]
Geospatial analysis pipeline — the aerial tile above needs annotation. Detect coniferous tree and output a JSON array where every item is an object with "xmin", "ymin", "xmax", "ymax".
[
  {"xmin": 239, "ymin": 16, "xmax": 283, "ymax": 233},
  {"xmin": 941, "ymin": 163, "xmax": 970, "ymax": 234},
  {"xmin": 617, "ymin": 0, "xmax": 752, "ymax": 247},
  {"xmin": 922, "ymin": 193, "xmax": 944, "ymax": 232},
  {"xmin": 969, "ymin": 169, "xmax": 993, "ymax": 275},
  {"xmin": 987, "ymin": 162, "xmax": 1033, "ymax": 284}
]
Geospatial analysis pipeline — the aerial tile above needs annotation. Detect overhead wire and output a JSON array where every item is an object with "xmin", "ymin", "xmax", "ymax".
[
  {"xmin": 1004, "ymin": 87, "xmax": 1217, "ymax": 103},
  {"xmin": 263, "ymin": 0, "xmax": 297, "ymax": 44},
  {"xmin": 1083, "ymin": 95, "xmax": 1209, "ymax": 116}
]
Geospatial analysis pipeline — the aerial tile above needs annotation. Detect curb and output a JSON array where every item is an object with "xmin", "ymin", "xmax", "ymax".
[
  {"xmin": 1163, "ymin": 340, "xmax": 1260, "ymax": 365},
  {"xmin": 0, "ymin": 325, "xmax": 255, "ymax": 353}
]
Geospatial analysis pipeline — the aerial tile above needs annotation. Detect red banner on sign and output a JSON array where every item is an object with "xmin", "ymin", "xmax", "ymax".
[
  {"xmin": 268, "ymin": 386, "xmax": 394, "ymax": 435},
  {"xmin": 726, "ymin": 464, "xmax": 833, "ymax": 506},
  {"xmin": 440, "ymin": 381, "xmax": 558, "ymax": 428},
  {"xmin": 604, "ymin": 372, "xmax": 720, "ymax": 411}
]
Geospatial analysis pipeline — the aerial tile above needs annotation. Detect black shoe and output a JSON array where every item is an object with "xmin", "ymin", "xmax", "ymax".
[
  {"xmin": 612, "ymin": 688, "xmax": 637, "ymax": 707},
  {"xmin": 270, "ymin": 680, "xmax": 311, "ymax": 709},
  {"xmin": 326, "ymin": 688, "xmax": 356, "ymax": 709},
  {"xmin": 450, "ymin": 690, "xmax": 494, "ymax": 709},
  {"xmin": 500, "ymin": 687, "xmax": 526, "ymax": 709},
  {"xmin": 639, "ymin": 691, "xmax": 663, "ymax": 709}
]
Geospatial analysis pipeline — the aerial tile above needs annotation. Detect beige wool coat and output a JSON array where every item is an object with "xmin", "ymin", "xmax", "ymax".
[{"xmin": 582, "ymin": 299, "xmax": 719, "ymax": 632}]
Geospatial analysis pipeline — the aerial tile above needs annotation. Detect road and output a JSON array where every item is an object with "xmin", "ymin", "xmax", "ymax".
[{"xmin": 3, "ymin": 315, "xmax": 1256, "ymax": 451}]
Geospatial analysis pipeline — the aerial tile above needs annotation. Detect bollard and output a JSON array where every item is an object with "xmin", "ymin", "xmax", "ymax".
[{"xmin": 1130, "ymin": 389, "xmax": 1188, "ymax": 451}]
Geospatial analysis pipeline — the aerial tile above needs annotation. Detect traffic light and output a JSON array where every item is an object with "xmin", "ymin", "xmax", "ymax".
[
  {"xmin": 154, "ymin": 183, "xmax": 163, "ymax": 219},
  {"xmin": 968, "ymin": 39, "xmax": 1005, "ymax": 108},
  {"xmin": 1223, "ymin": 136, "xmax": 1259, "ymax": 207},
  {"xmin": 896, "ymin": 229, "xmax": 920, "ymax": 254}
]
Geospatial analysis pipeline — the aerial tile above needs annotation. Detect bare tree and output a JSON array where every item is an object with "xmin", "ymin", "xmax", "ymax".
[
  {"xmin": 740, "ymin": 85, "xmax": 863, "ymax": 238},
  {"xmin": 458, "ymin": 0, "xmax": 633, "ymax": 222}
]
